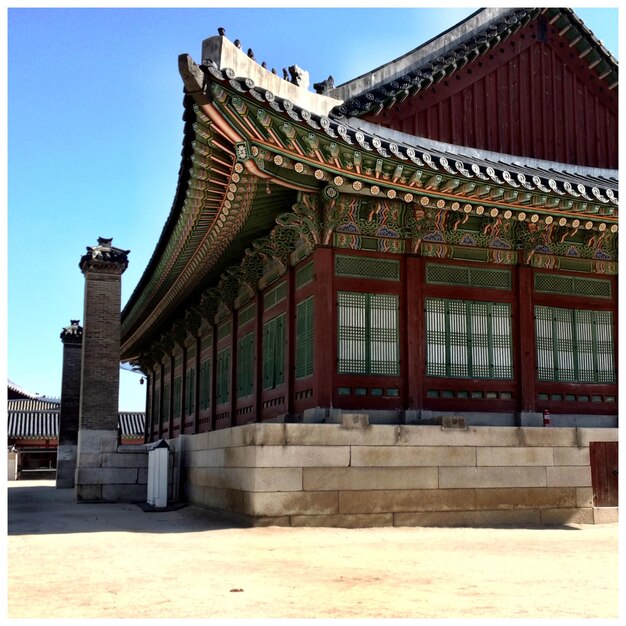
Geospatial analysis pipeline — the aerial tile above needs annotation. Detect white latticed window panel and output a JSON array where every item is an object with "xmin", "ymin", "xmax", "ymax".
[
  {"xmin": 426, "ymin": 298, "xmax": 513, "ymax": 379},
  {"xmin": 337, "ymin": 292, "xmax": 399, "ymax": 375},
  {"xmin": 535, "ymin": 305, "xmax": 615, "ymax": 383}
]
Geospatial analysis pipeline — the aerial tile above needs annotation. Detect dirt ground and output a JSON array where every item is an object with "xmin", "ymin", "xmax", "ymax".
[{"xmin": 7, "ymin": 480, "xmax": 619, "ymax": 619}]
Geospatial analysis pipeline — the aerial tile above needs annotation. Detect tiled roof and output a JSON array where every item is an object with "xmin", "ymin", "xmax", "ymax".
[
  {"xmin": 118, "ymin": 412, "xmax": 146, "ymax": 438},
  {"xmin": 8, "ymin": 398, "xmax": 60, "ymax": 411},
  {"xmin": 7, "ymin": 401, "xmax": 145, "ymax": 440},
  {"xmin": 193, "ymin": 59, "xmax": 618, "ymax": 203},
  {"xmin": 8, "ymin": 409, "xmax": 59, "ymax": 439},
  {"xmin": 7, "ymin": 380, "xmax": 57, "ymax": 401}
]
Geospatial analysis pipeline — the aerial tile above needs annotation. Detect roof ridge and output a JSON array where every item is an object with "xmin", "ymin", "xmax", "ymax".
[{"xmin": 329, "ymin": 7, "xmax": 514, "ymax": 101}]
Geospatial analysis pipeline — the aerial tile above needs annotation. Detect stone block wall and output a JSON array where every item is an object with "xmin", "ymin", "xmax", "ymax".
[
  {"xmin": 75, "ymin": 440, "xmax": 149, "ymax": 502},
  {"xmin": 178, "ymin": 424, "xmax": 618, "ymax": 527}
]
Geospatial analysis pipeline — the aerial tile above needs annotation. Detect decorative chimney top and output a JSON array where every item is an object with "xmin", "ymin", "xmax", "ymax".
[
  {"xmin": 60, "ymin": 319, "xmax": 83, "ymax": 343},
  {"xmin": 79, "ymin": 237, "xmax": 130, "ymax": 274}
]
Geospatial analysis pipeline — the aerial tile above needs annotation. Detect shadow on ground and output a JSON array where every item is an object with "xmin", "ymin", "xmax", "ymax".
[{"xmin": 8, "ymin": 481, "xmax": 243, "ymax": 536}]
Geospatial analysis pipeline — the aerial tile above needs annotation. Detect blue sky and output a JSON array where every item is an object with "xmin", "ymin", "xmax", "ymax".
[{"xmin": 5, "ymin": 4, "xmax": 620, "ymax": 411}]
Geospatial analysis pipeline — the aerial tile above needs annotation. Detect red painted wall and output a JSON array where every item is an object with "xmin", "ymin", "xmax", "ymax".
[{"xmin": 365, "ymin": 18, "xmax": 617, "ymax": 169}]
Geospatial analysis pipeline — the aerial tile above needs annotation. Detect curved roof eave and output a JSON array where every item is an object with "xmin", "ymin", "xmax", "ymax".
[
  {"xmin": 121, "ymin": 94, "xmax": 197, "ymax": 326},
  {"xmin": 195, "ymin": 56, "xmax": 618, "ymax": 200}
]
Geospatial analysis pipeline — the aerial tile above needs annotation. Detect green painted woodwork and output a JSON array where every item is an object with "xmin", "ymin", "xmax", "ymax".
[
  {"xmin": 200, "ymin": 334, "xmax": 212, "ymax": 352},
  {"xmin": 152, "ymin": 386, "xmax": 160, "ymax": 423},
  {"xmin": 173, "ymin": 376, "xmax": 182, "ymax": 417},
  {"xmin": 337, "ymin": 292, "xmax": 399, "ymax": 376},
  {"xmin": 199, "ymin": 360, "xmax": 211, "ymax": 410},
  {"xmin": 217, "ymin": 319, "xmax": 232, "ymax": 342},
  {"xmin": 534, "ymin": 273, "xmax": 612, "ymax": 298},
  {"xmin": 295, "ymin": 296, "xmax": 314, "ymax": 379},
  {"xmin": 264, "ymin": 282, "xmax": 287, "ymax": 310},
  {"xmin": 184, "ymin": 367, "xmax": 195, "ymax": 415},
  {"xmin": 335, "ymin": 255, "xmax": 400, "ymax": 281},
  {"xmin": 535, "ymin": 306, "xmax": 615, "ymax": 383},
  {"xmin": 162, "ymin": 383, "xmax": 170, "ymax": 422},
  {"xmin": 295, "ymin": 262, "xmax": 314, "ymax": 289},
  {"xmin": 236, "ymin": 332, "xmax": 255, "ymax": 397},
  {"xmin": 263, "ymin": 314, "xmax": 285, "ymax": 390},
  {"xmin": 238, "ymin": 302, "xmax": 256, "ymax": 327},
  {"xmin": 216, "ymin": 348, "xmax": 231, "ymax": 404},
  {"xmin": 426, "ymin": 263, "xmax": 512, "ymax": 290},
  {"xmin": 425, "ymin": 299, "xmax": 513, "ymax": 379}
]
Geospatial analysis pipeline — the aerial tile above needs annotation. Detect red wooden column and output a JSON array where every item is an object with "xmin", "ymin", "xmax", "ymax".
[
  {"xmin": 180, "ymin": 344, "xmax": 188, "ymax": 435},
  {"xmin": 167, "ymin": 354, "xmax": 175, "ymax": 440},
  {"xmin": 313, "ymin": 247, "xmax": 334, "ymax": 409},
  {"xmin": 209, "ymin": 322, "xmax": 218, "ymax": 431},
  {"xmin": 144, "ymin": 366, "xmax": 153, "ymax": 442},
  {"xmin": 229, "ymin": 311, "xmax": 238, "ymax": 429},
  {"xmin": 157, "ymin": 360, "xmax": 165, "ymax": 440},
  {"xmin": 194, "ymin": 334, "xmax": 201, "ymax": 433},
  {"xmin": 285, "ymin": 266, "xmax": 295, "ymax": 416},
  {"xmin": 405, "ymin": 255, "xmax": 424, "ymax": 412},
  {"xmin": 254, "ymin": 290, "xmax": 264, "ymax": 422},
  {"xmin": 516, "ymin": 265, "xmax": 536, "ymax": 412}
]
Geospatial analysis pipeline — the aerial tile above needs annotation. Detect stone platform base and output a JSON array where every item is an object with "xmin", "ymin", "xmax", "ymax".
[
  {"xmin": 75, "ymin": 431, "xmax": 150, "ymax": 503},
  {"xmin": 56, "ymin": 443, "xmax": 77, "ymax": 488},
  {"xmin": 175, "ymin": 423, "xmax": 618, "ymax": 528},
  {"xmin": 592, "ymin": 507, "xmax": 618, "ymax": 524}
]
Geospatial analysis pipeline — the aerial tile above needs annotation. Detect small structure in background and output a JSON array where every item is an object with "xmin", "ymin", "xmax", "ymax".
[
  {"xmin": 6, "ymin": 381, "xmax": 145, "ymax": 481},
  {"xmin": 7, "ymin": 384, "xmax": 59, "ymax": 480}
]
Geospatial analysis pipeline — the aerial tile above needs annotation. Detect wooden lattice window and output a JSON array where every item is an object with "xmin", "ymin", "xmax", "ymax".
[
  {"xmin": 264, "ymin": 283, "xmax": 287, "ymax": 309},
  {"xmin": 535, "ymin": 306, "xmax": 615, "ymax": 383},
  {"xmin": 152, "ymin": 385, "xmax": 160, "ymax": 424},
  {"xmin": 426, "ymin": 263, "xmax": 512, "ymax": 290},
  {"xmin": 237, "ymin": 332, "xmax": 255, "ymax": 397},
  {"xmin": 238, "ymin": 302, "xmax": 256, "ymax": 327},
  {"xmin": 425, "ymin": 299, "xmax": 513, "ymax": 379},
  {"xmin": 534, "ymin": 274, "xmax": 612, "ymax": 298},
  {"xmin": 199, "ymin": 359, "xmax": 211, "ymax": 410},
  {"xmin": 184, "ymin": 367, "xmax": 195, "ymax": 415},
  {"xmin": 173, "ymin": 376, "xmax": 182, "ymax": 416},
  {"xmin": 335, "ymin": 256, "xmax": 400, "ymax": 281},
  {"xmin": 295, "ymin": 296, "xmax": 314, "ymax": 379},
  {"xmin": 337, "ymin": 292, "xmax": 399, "ymax": 376},
  {"xmin": 296, "ymin": 262, "xmax": 314, "ymax": 289},
  {"xmin": 263, "ymin": 314, "xmax": 285, "ymax": 389},
  {"xmin": 162, "ymin": 383, "xmax": 170, "ymax": 422},
  {"xmin": 217, "ymin": 319, "xmax": 232, "ymax": 342},
  {"xmin": 216, "ymin": 348, "xmax": 230, "ymax": 404}
]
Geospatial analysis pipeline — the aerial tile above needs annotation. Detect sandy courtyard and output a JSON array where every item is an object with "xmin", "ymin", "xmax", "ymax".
[{"xmin": 7, "ymin": 480, "xmax": 619, "ymax": 619}]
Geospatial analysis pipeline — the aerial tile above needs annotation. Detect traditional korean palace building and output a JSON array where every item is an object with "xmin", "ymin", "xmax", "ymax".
[{"xmin": 121, "ymin": 7, "xmax": 618, "ymax": 446}]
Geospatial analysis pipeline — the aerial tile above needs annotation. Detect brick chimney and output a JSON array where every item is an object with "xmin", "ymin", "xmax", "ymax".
[
  {"xmin": 56, "ymin": 319, "xmax": 83, "ymax": 488},
  {"xmin": 75, "ymin": 237, "xmax": 129, "ymax": 501}
]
